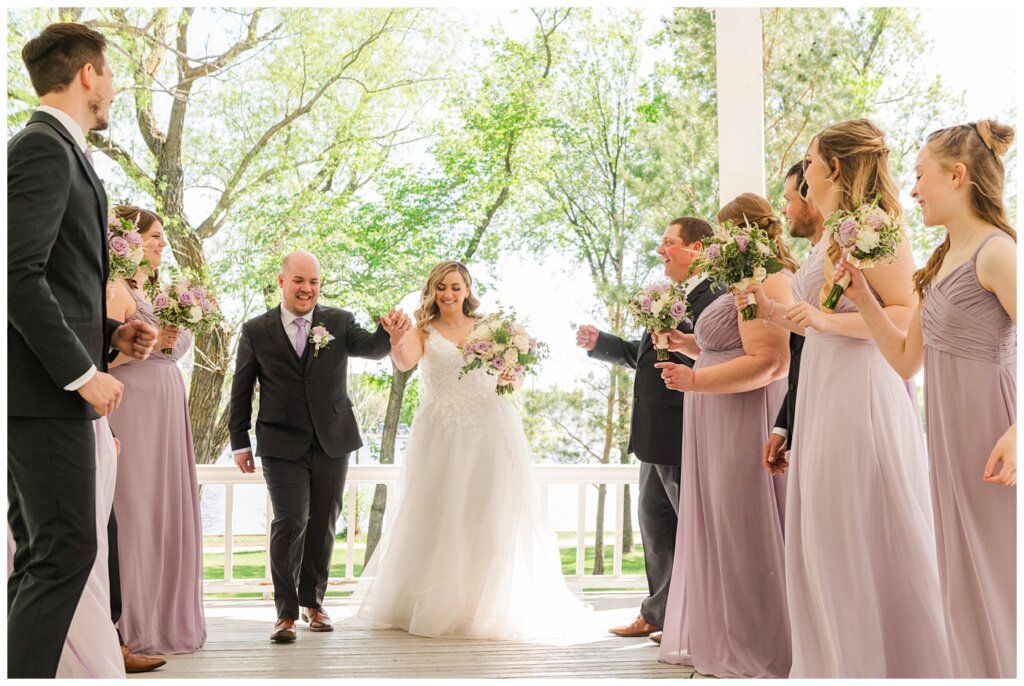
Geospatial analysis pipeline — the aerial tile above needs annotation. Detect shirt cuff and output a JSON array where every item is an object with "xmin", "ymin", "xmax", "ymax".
[
  {"xmin": 64, "ymin": 365, "xmax": 97, "ymax": 391},
  {"xmin": 771, "ymin": 427, "xmax": 789, "ymax": 441},
  {"xmin": 232, "ymin": 447, "xmax": 253, "ymax": 455}
]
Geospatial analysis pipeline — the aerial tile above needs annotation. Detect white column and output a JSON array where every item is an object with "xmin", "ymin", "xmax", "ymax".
[{"xmin": 715, "ymin": 8, "xmax": 766, "ymax": 204}]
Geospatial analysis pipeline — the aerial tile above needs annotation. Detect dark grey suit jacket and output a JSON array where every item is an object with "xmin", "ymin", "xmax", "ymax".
[
  {"xmin": 8, "ymin": 110, "xmax": 120, "ymax": 419},
  {"xmin": 229, "ymin": 304, "xmax": 392, "ymax": 459},
  {"xmin": 588, "ymin": 278, "xmax": 727, "ymax": 466}
]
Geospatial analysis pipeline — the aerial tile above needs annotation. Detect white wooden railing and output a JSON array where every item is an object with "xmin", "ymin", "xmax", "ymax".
[{"xmin": 197, "ymin": 463, "xmax": 646, "ymax": 595}]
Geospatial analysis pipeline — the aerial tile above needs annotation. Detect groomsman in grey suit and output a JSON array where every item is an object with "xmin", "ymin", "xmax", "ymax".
[
  {"xmin": 229, "ymin": 250, "xmax": 410, "ymax": 642},
  {"xmin": 576, "ymin": 217, "xmax": 726, "ymax": 642}
]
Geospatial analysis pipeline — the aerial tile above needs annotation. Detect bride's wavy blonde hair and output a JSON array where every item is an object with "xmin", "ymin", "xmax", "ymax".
[
  {"xmin": 415, "ymin": 261, "xmax": 481, "ymax": 337},
  {"xmin": 812, "ymin": 118, "xmax": 905, "ymax": 307},
  {"xmin": 717, "ymin": 193, "xmax": 800, "ymax": 272}
]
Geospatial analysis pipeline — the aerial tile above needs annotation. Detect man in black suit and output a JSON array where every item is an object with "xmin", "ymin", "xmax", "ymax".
[
  {"xmin": 762, "ymin": 162, "xmax": 825, "ymax": 474},
  {"xmin": 7, "ymin": 23, "xmax": 158, "ymax": 678},
  {"xmin": 576, "ymin": 217, "xmax": 725, "ymax": 641},
  {"xmin": 229, "ymin": 250, "xmax": 409, "ymax": 642}
]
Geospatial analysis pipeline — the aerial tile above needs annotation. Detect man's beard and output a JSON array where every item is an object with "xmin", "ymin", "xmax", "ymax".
[
  {"xmin": 789, "ymin": 215, "xmax": 817, "ymax": 239},
  {"xmin": 89, "ymin": 94, "xmax": 109, "ymax": 131}
]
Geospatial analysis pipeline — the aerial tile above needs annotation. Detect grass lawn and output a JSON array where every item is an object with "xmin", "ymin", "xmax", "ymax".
[{"xmin": 204, "ymin": 543, "xmax": 647, "ymax": 583}]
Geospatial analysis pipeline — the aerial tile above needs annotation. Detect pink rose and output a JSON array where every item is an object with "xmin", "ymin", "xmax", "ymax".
[
  {"xmin": 109, "ymin": 236, "xmax": 130, "ymax": 256},
  {"xmin": 474, "ymin": 340, "xmax": 491, "ymax": 353},
  {"xmin": 670, "ymin": 301, "xmax": 686, "ymax": 319},
  {"xmin": 640, "ymin": 296, "xmax": 653, "ymax": 314},
  {"xmin": 706, "ymin": 243, "xmax": 721, "ymax": 260},
  {"xmin": 200, "ymin": 298, "xmax": 212, "ymax": 313},
  {"xmin": 491, "ymin": 357, "xmax": 507, "ymax": 369},
  {"xmin": 153, "ymin": 293, "xmax": 170, "ymax": 309},
  {"xmin": 839, "ymin": 219, "xmax": 859, "ymax": 245},
  {"xmin": 735, "ymin": 235, "xmax": 750, "ymax": 253},
  {"xmin": 191, "ymin": 286, "xmax": 205, "ymax": 299},
  {"xmin": 124, "ymin": 230, "xmax": 143, "ymax": 245},
  {"xmin": 178, "ymin": 291, "xmax": 195, "ymax": 306}
]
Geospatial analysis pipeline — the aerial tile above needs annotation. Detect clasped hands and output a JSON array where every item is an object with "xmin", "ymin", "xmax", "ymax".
[{"xmin": 379, "ymin": 308, "xmax": 412, "ymax": 344}]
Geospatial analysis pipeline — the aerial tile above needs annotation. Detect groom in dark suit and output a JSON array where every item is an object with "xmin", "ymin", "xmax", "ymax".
[
  {"xmin": 229, "ymin": 250, "xmax": 409, "ymax": 642},
  {"xmin": 576, "ymin": 217, "xmax": 725, "ymax": 642},
  {"xmin": 8, "ymin": 23, "xmax": 158, "ymax": 677}
]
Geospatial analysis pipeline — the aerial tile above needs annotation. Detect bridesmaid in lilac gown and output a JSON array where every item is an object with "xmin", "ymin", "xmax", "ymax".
[
  {"xmin": 839, "ymin": 120, "xmax": 1016, "ymax": 677},
  {"xmin": 780, "ymin": 120, "xmax": 949, "ymax": 677},
  {"xmin": 654, "ymin": 195, "xmax": 796, "ymax": 678},
  {"xmin": 106, "ymin": 205, "xmax": 206, "ymax": 655},
  {"xmin": 7, "ymin": 418, "xmax": 126, "ymax": 678}
]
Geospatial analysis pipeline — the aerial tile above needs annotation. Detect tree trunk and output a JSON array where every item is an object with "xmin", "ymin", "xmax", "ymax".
[
  {"xmin": 592, "ymin": 366, "xmax": 617, "ymax": 575},
  {"xmin": 592, "ymin": 483, "xmax": 606, "ymax": 575},
  {"xmin": 616, "ymin": 367, "xmax": 634, "ymax": 553},
  {"xmin": 364, "ymin": 363, "xmax": 413, "ymax": 565}
]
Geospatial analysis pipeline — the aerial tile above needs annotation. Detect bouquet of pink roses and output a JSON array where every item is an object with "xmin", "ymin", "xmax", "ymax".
[
  {"xmin": 628, "ymin": 283, "xmax": 689, "ymax": 361},
  {"xmin": 107, "ymin": 212, "xmax": 149, "ymax": 283},
  {"xmin": 145, "ymin": 269, "xmax": 222, "ymax": 353},
  {"xmin": 820, "ymin": 197, "xmax": 902, "ymax": 311},
  {"xmin": 459, "ymin": 310, "xmax": 547, "ymax": 395},
  {"xmin": 689, "ymin": 219, "xmax": 784, "ymax": 320}
]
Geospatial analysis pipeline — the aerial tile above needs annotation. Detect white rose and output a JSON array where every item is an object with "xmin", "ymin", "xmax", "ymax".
[
  {"xmin": 503, "ymin": 348, "xmax": 519, "ymax": 366},
  {"xmin": 855, "ymin": 227, "xmax": 880, "ymax": 253},
  {"xmin": 753, "ymin": 266, "xmax": 767, "ymax": 282},
  {"xmin": 756, "ymin": 241, "xmax": 771, "ymax": 256},
  {"xmin": 513, "ymin": 334, "xmax": 530, "ymax": 351},
  {"xmin": 189, "ymin": 305, "xmax": 203, "ymax": 323}
]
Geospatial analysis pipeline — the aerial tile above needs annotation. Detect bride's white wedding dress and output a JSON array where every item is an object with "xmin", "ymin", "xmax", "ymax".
[{"xmin": 356, "ymin": 324, "xmax": 585, "ymax": 639}]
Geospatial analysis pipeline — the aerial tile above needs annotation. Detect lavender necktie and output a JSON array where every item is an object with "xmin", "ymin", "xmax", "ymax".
[
  {"xmin": 84, "ymin": 148, "xmax": 94, "ymax": 166},
  {"xmin": 294, "ymin": 317, "xmax": 308, "ymax": 356}
]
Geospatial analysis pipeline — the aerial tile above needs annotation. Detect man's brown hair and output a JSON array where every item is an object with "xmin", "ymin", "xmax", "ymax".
[
  {"xmin": 22, "ymin": 22, "xmax": 107, "ymax": 97},
  {"xmin": 668, "ymin": 217, "xmax": 713, "ymax": 245}
]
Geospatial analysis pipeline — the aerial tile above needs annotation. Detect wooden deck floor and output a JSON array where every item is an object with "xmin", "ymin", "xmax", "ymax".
[{"xmin": 131, "ymin": 592, "xmax": 705, "ymax": 679}]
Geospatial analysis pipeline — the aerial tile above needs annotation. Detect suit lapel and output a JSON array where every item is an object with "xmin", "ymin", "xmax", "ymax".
[
  {"xmin": 30, "ymin": 111, "xmax": 108, "ymax": 234},
  {"xmin": 268, "ymin": 306, "xmax": 303, "ymax": 373},
  {"xmin": 300, "ymin": 305, "xmax": 321, "ymax": 370}
]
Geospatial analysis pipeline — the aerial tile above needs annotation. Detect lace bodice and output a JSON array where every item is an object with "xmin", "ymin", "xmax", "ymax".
[{"xmin": 416, "ymin": 326, "xmax": 503, "ymax": 425}]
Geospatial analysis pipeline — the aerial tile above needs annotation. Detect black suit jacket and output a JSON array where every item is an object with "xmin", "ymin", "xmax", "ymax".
[
  {"xmin": 229, "ymin": 304, "xmax": 392, "ymax": 459},
  {"xmin": 8, "ymin": 111, "xmax": 120, "ymax": 419},
  {"xmin": 588, "ymin": 278, "xmax": 727, "ymax": 466},
  {"xmin": 773, "ymin": 332, "xmax": 805, "ymax": 438}
]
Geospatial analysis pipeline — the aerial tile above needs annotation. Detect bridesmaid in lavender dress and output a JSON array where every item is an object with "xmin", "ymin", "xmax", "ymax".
[
  {"xmin": 839, "ymin": 120, "xmax": 1016, "ymax": 678},
  {"xmin": 654, "ymin": 194, "xmax": 796, "ymax": 678},
  {"xmin": 106, "ymin": 205, "xmax": 206, "ymax": 655},
  {"xmin": 779, "ymin": 120, "xmax": 949, "ymax": 677},
  {"xmin": 7, "ymin": 418, "xmax": 126, "ymax": 678}
]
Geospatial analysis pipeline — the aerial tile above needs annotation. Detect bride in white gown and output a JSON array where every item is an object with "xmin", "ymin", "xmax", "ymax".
[{"xmin": 356, "ymin": 261, "xmax": 585, "ymax": 639}]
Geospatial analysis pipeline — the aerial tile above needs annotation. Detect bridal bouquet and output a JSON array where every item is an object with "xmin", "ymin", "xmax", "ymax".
[
  {"xmin": 690, "ymin": 219, "xmax": 785, "ymax": 320},
  {"xmin": 459, "ymin": 311, "xmax": 547, "ymax": 395},
  {"xmin": 107, "ymin": 212, "xmax": 149, "ymax": 283},
  {"xmin": 820, "ymin": 198, "xmax": 902, "ymax": 312},
  {"xmin": 145, "ymin": 269, "xmax": 222, "ymax": 353},
  {"xmin": 628, "ymin": 283, "xmax": 689, "ymax": 361}
]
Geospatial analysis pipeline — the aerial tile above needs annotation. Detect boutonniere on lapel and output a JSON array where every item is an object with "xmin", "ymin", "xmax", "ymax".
[{"xmin": 309, "ymin": 323, "xmax": 336, "ymax": 358}]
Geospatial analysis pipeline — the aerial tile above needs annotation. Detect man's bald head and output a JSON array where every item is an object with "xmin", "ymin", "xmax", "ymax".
[{"xmin": 278, "ymin": 250, "xmax": 321, "ymax": 316}]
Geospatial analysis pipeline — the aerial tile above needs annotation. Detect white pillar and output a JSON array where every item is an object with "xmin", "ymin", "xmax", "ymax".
[{"xmin": 715, "ymin": 8, "xmax": 765, "ymax": 204}]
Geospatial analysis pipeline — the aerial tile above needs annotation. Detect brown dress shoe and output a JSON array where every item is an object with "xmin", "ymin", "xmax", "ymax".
[
  {"xmin": 121, "ymin": 644, "xmax": 167, "ymax": 673},
  {"xmin": 301, "ymin": 606, "xmax": 334, "ymax": 632},
  {"xmin": 649, "ymin": 631, "xmax": 663, "ymax": 644},
  {"xmin": 270, "ymin": 618, "xmax": 297, "ymax": 643},
  {"xmin": 609, "ymin": 614, "xmax": 659, "ymax": 637}
]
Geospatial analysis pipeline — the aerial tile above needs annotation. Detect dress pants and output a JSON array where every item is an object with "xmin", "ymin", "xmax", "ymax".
[{"xmin": 638, "ymin": 461, "xmax": 681, "ymax": 629}]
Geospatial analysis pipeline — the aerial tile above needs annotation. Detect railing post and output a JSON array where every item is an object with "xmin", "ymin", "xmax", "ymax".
[
  {"xmin": 346, "ymin": 482, "xmax": 357, "ymax": 579},
  {"xmin": 613, "ymin": 483, "xmax": 624, "ymax": 577},
  {"xmin": 576, "ymin": 482, "xmax": 587, "ymax": 577},
  {"xmin": 224, "ymin": 484, "xmax": 234, "ymax": 582}
]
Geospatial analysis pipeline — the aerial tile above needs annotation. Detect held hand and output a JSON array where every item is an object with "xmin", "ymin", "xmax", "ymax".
[
  {"xmin": 111, "ymin": 319, "xmax": 158, "ymax": 360},
  {"xmin": 737, "ymin": 284, "xmax": 773, "ymax": 318},
  {"xmin": 654, "ymin": 329, "xmax": 693, "ymax": 353},
  {"xmin": 785, "ymin": 302, "xmax": 831, "ymax": 333},
  {"xmin": 380, "ymin": 308, "xmax": 411, "ymax": 340},
  {"xmin": 763, "ymin": 433, "xmax": 789, "ymax": 475},
  {"xmin": 654, "ymin": 361, "xmax": 695, "ymax": 392},
  {"xmin": 835, "ymin": 257, "xmax": 870, "ymax": 305},
  {"xmin": 234, "ymin": 450, "xmax": 256, "ymax": 474},
  {"xmin": 575, "ymin": 324, "xmax": 599, "ymax": 351},
  {"xmin": 983, "ymin": 426, "xmax": 1016, "ymax": 487},
  {"xmin": 157, "ymin": 325, "xmax": 181, "ymax": 352},
  {"xmin": 77, "ymin": 371, "xmax": 124, "ymax": 416}
]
